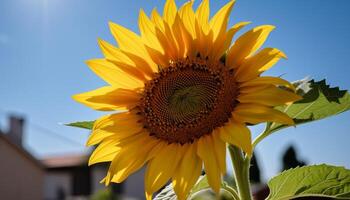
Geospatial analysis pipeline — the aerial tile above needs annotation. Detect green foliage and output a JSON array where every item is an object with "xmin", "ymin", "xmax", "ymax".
[
  {"xmin": 191, "ymin": 176, "xmax": 238, "ymax": 199},
  {"xmin": 190, "ymin": 176, "xmax": 211, "ymax": 195},
  {"xmin": 254, "ymin": 79, "xmax": 350, "ymax": 146},
  {"xmin": 154, "ymin": 176, "xmax": 238, "ymax": 200},
  {"xmin": 267, "ymin": 164, "xmax": 350, "ymax": 200},
  {"xmin": 65, "ymin": 120, "xmax": 94, "ymax": 130},
  {"xmin": 91, "ymin": 188, "xmax": 118, "ymax": 200},
  {"xmin": 273, "ymin": 79, "xmax": 349, "ymax": 131},
  {"xmin": 153, "ymin": 183, "xmax": 177, "ymax": 200}
]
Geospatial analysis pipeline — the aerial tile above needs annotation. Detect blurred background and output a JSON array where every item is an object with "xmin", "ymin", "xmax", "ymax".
[{"xmin": 0, "ymin": 0, "xmax": 349, "ymax": 199}]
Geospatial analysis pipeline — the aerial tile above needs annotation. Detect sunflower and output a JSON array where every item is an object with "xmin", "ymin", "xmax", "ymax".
[{"xmin": 73, "ymin": 0, "xmax": 301, "ymax": 199}]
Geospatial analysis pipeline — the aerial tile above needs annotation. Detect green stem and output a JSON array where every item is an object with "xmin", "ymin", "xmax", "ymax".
[
  {"xmin": 222, "ymin": 184, "xmax": 240, "ymax": 200},
  {"xmin": 252, "ymin": 123, "xmax": 271, "ymax": 148},
  {"xmin": 229, "ymin": 145, "xmax": 252, "ymax": 200}
]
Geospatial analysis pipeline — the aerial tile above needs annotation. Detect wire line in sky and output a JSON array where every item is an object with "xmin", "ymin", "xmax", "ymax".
[{"xmin": 0, "ymin": 108, "xmax": 84, "ymax": 146}]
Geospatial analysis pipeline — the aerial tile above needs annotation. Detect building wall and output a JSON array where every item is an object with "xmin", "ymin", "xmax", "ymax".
[
  {"xmin": 44, "ymin": 172, "xmax": 71, "ymax": 200},
  {"xmin": 123, "ymin": 167, "xmax": 146, "ymax": 200},
  {"xmin": 91, "ymin": 165, "xmax": 107, "ymax": 194},
  {"xmin": 0, "ymin": 138, "xmax": 44, "ymax": 200},
  {"xmin": 91, "ymin": 165, "xmax": 145, "ymax": 200}
]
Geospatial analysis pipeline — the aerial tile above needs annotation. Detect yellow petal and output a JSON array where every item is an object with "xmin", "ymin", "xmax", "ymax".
[
  {"xmin": 179, "ymin": 1, "xmax": 196, "ymax": 39},
  {"xmin": 197, "ymin": 135, "xmax": 222, "ymax": 194},
  {"xmin": 151, "ymin": 8, "xmax": 165, "ymax": 32},
  {"xmin": 233, "ymin": 103, "xmax": 294, "ymax": 125},
  {"xmin": 109, "ymin": 22, "xmax": 157, "ymax": 72},
  {"xmin": 108, "ymin": 59, "xmax": 148, "ymax": 82},
  {"xmin": 86, "ymin": 59, "xmax": 144, "ymax": 89},
  {"xmin": 102, "ymin": 133, "xmax": 144, "ymax": 184},
  {"xmin": 87, "ymin": 129, "xmax": 115, "ymax": 147},
  {"xmin": 212, "ymin": 131, "xmax": 227, "ymax": 174},
  {"xmin": 219, "ymin": 120, "xmax": 252, "ymax": 155},
  {"xmin": 153, "ymin": 26, "xmax": 177, "ymax": 60},
  {"xmin": 145, "ymin": 44, "xmax": 169, "ymax": 67},
  {"xmin": 220, "ymin": 21, "xmax": 251, "ymax": 56},
  {"xmin": 210, "ymin": 21, "xmax": 250, "ymax": 61},
  {"xmin": 139, "ymin": 9, "xmax": 164, "ymax": 54},
  {"xmin": 145, "ymin": 143, "xmax": 183, "ymax": 196},
  {"xmin": 238, "ymin": 85, "xmax": 301, "ymax": 106},
  {"xmin": 195, "ymin": 17, "xmax": 213, "ymax": 57},
  {"xmin": 109, "ymin": 21, "xmax": 146, "ymax": 55},
  {"xmin": 73, "ymin": 87, "xmax": 140, "ymax": 111},
  {"xmin": 173, "ymin": 144, "xmax": 202, "ymax": 200},
  {"xmin": 240, "ymin": 76, "xmax": 295, "ymax": 91},
  {"xmin": 108, "ymin": 135, "xmax": 160, "ymax": 184},
  {"xmin": 87, "ymin": 112, "xmax": 143, "ymax": 146},
  {"xmin": 98, "ymin": 38, "xmax": 132, "ymax": 63},
  {"xmin": 162, "ymin": 21, "xmax": 180, "ymax": 59},
  {"xmin": 98, "ymin": 39, "xmax": 152, "ymax": 79},
  {"xmin": 139, "ymin": 10, "xmax": 168, "ymax": 66},
  {"xmin": 172, "ymin": 13, "xmax": 193, "ymax": 58},
  {"xmin": 209, "ymin": 0, "xmax": 235, "ymax": 41},
  {"xmin": 238, "ymin": 84, "xmax": 270, "ymax": 94},
  {"xmin": 146, "ymin": 141, "xmax": 168, "ymax": 161},
  {"xmin": 163, "ymin": 0, "xmax": 177, "ymax": 25},
  {"xmin": 102, "ymin": 141, "xmax": 167, "ymax": 185},
  {"xmin": 120, "ymin": 51, "xmax": 156, "ymax": 78},
  {"xmin": 226, "ymin": 25, "xmax": 275, "ymax": 68},
  {"xmin": 149, "ymin": 10, "xmax": 178, "ymax": 61},
  {"xmin": 196, "ymin": 0, "xmax": 210, "ymax": 34},
  {"xmin": 89, "ymin": 139, "xmax": 121, "ymax": 166},
  {"xmin": 145, "ymin": 192, "xmax": 153, "ymax": 200},
  {"xmin": 235, "ymin": 48, "xmax": 287, "ymax": 82},
  {"xmin": 172, "ymin": 14, "xmax": 186, "ymax": 58},
  {"xmin": 92, "ymin": 110, "xmax": 138, "ymax": 129}
]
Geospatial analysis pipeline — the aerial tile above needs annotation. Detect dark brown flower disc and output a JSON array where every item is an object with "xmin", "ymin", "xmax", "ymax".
[{"xmin": 139, "ymin": 58, "xmax": 239, "ymax": 144}]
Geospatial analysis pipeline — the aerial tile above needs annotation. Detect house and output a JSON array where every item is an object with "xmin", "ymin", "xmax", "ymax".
[
  {"xmin": 0, "ymin": 115, "xmax": 145, "ymax": 200},
  {"xmin": 0, "ymin": 116, "xmax": 45, "ymax": 200},
  {"xmin": 41, "ymin": 153, "xmax": 146, "ymax": 200}
]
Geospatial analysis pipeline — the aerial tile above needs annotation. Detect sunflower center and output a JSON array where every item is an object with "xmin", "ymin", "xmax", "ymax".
[
  {"xmin": 169, "ymin": 85, "xmax": 204, "ymax": 116},
  {"xmin": 139, "ymin": 58, "xmax": 239, "ymax": 144}
]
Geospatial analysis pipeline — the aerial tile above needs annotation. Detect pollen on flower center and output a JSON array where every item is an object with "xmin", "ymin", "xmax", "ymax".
[{"xmin": 139, "ymin": 58, "xmax": 239, "ymax": 144}]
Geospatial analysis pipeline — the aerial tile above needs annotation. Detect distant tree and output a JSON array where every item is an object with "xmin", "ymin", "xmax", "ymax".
[
  {"xmin": 249, "ymin": 153, "xmax": 261, "ymax": 184},
  {"xmin": 56, "ymin": 187, "xmax": 65, "ymax": 200},
  {"xmin": 281, "ymin": 145, "xmax": 307, "ymax": 171},
  {"xmin": 90, "ymin": 188, "xmax": 118, "ymax": 200}
]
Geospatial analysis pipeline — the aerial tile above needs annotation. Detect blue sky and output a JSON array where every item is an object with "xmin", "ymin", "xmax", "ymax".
[{"xmin": 0, "ymin": 0, "xmax": 349, "ymax": 180}]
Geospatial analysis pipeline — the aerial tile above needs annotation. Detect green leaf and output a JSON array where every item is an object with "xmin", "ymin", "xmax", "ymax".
[
  {"xmin": 65, "ymin": 121, "xmax": 94, "ymax": 130},
  {"xmin": 254, "ymin": 79, "xmax": 350, "ymax": 146},
  {"xmin": 153, "ymin": 176, "xmax": 238, "ymax": 200},
  {"xmin": 272, "ymin": 79, "xmax": 349, "ymax": 131},
  {"xmin": 190, "ymin": 176, "xmax": 238, "ymax": 200},
  {"xmin": 153, "ymin": 183, "xmax": 177, "ymax": 200},
  {"xmin": 266, "ymin": 164, "xmax": 350, "ymax": 200},
  {"xmin": 190, "ymin": 176, "xmax": 211, "ymax": 195}
]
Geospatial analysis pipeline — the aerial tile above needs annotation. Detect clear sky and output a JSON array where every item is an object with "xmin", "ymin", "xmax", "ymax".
[{"xmin": 0, "ymin": 0, "xmax": 349, "ymax": 181}]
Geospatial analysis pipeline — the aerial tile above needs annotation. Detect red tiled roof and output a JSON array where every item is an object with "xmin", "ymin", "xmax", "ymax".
[{"xmin": 41, "ymin": 153, "xmax": 89, "ymax": 168}]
